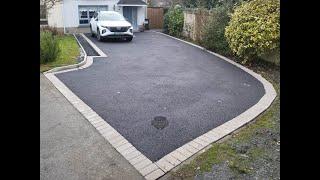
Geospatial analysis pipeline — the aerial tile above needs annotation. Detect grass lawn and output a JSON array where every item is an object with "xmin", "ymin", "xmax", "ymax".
[
  {"xmin": 40, "ymin": 35, "xmax": 80, "ymax": 72},
  {"xmin": 165, "ymin": 37, "xmax": 280, "ymax": 179}
]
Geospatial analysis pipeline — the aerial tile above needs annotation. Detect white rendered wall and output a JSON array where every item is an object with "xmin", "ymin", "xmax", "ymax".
[
  {"xmin": 48, "ymin": 0, "xmax": 119, "ymax": 28},
  {"xmin": 47, "ymin": 2, "xmax": 63, "ymax": 27},
  {"xmin": 137, "ymin": 6, "xmax": 146, "ymax": 27},
  {"xmin": 47, "ymin": 0, "xmax": 145, "ymax": 28}
]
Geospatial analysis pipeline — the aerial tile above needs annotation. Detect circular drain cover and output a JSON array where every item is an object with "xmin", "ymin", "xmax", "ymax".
[{"xmin": 151, "ymin": 116, "xmax": 168, "ymax": 130}]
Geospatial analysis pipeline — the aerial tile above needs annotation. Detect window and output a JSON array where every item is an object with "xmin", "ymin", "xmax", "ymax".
[
  {"xmin": 78, "ymin": 6, "xmax": 108, "ymax": 25},
  {"xmin": 89, "ymin": 10, "xmax": 96, "ymax": 18},
  {"xmin": 40, "ymin": 4, "xmax": 48, "ymax": 25}
]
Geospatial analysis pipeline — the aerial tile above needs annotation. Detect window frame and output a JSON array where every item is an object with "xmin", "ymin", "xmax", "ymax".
[{"xmin": 40, "ymin": 4, "xmax": 48, "ymax": 25}]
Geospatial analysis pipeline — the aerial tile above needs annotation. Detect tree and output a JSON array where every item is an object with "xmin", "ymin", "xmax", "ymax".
[{"xmin": 40, "ymin": 0, "xmax": 62, "ymax": 10}]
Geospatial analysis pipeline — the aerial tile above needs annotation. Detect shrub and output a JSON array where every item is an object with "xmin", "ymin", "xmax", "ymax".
[
  {"xmin": 163, "ymin": 10, "xmax": 169, "ymax": 34},
  {"xmin": 201, "ymin": 6, "xmax": 232, "ymax": 55},
  {"xmin": 40, "ymin": 26, "xmax": 62, "ymax": 36},
  {"xmin": 164, "ymin": 5, "xmax": 184, "ymax": 37},
  {"xmin": 40, "ymin": 31, "xmax": 60, "ymax": 64},
  {"xmin": 225, "ymin": 0, "xmax": 280, "ymax": 62}
]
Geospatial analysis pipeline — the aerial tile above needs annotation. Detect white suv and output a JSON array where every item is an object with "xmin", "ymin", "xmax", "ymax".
[{"xmin": 90, "ymin": 11, "xmax": 133, "ymax": 42}]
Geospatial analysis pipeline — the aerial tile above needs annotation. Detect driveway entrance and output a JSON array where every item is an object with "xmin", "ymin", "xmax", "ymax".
[{"xmin": 56, "ymin": 32, "xmax": 265, "ymax": 162}]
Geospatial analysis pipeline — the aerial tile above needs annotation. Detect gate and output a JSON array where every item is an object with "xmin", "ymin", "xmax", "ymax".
[{"xmin": 147, "ymin": 7, "xmax": 164, "ymax": 29}]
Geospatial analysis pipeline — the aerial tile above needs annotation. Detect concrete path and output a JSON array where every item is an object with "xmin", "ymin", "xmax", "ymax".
[
  {"xmin": 56, "ymin": 32, "xmax": 265, "ymax": 162},
  {"xmin": 40, "ymin": 73, "xmax": 144, "ymax": 180}
]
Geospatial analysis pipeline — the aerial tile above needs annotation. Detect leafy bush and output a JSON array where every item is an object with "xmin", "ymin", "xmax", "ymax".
[
  {"xmin": 201, "ymin": 6, "xmax": 232, "ymax": 55},
  {"xmin": 163, "ymin": 9, "xmax": 169, "ymax": 34},
  {"xmin": 225, "ymin": 0, "xmax": 280, "ymax": 62},
  {"xmin": 40, "ymin": 31, "xmax": 60, "ymax": 64},
  {"xmin": 164, "ymin": 5, "xmax": 184, "ymax": 37}
]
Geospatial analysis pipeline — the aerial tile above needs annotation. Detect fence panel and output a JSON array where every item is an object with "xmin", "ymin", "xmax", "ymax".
[{"xmin": 147, "ymin": 7, "xmax": 164, "ymax": 29}]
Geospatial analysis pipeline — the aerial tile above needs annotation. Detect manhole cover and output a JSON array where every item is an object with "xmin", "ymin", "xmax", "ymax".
[{"xmin": 151, "ymin": 116, "xmax": 168, "ymax": 130}]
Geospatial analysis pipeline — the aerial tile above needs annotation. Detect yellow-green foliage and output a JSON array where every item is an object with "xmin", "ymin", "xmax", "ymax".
[{"xmin": 225, "ymin": 0, "xmax": 280, "ymax": 61}]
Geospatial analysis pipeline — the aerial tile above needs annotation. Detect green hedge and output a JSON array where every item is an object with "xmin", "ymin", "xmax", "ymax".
[
  {"xmin": 201, "ymin": 6, "xmax": 232, "ymax": 55},
  {"xmin": 164, "ymin": 5, "xmax": 184, "ymax": 37},
  {"xmin": 225, "ymin": 0, "xmax": 280, "ymax": 62},
  {"xmin": 40, "ymin": 31, "xmax": 61, "ymax": 64}
]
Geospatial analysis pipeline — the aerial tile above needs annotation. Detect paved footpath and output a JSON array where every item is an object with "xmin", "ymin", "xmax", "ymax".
[{"xmin": 40, "ymin": 73, "xmax": 144, "ymax": 180}]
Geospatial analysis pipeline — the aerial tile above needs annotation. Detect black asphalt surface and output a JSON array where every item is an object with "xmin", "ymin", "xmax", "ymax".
[
  {"xmin": 56, "ymin": 32, "xmax": 265, "ymax": 162},
  {"xmin": 75, "ymin": 34, "xmax": 99, "ymax": 56}
]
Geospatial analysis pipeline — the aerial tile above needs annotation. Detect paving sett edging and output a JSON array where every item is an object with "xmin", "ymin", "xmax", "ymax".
[{"xmin": 43, "ymin": 31, "xmax": 277, "ymax": 180}]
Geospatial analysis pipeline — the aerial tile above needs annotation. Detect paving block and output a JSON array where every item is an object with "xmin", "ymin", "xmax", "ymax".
[
  {"xmin": 125, "ymin": 150, "xmax": 141, "ymax": 161},
  {"xmin": 103, "ymin": 131, "xmax": 120, "ymax": 141},
  {"xmin": 194, "ymin": 138, "xmax": 209, "ymax": 147},
  {"xmin": 111, "ymin": 138, "xmax": 127, "ymax": 148},
  {"xmin": 189, "ymin": 141, "xmax": 204, "ymax": 150},
  {"xmin": 170, "ymin": 151, "xmax": 187, "ymax": 162},
  {"xmin": 129, "ymin": 154, "xmax": 147, "ymax": 165},
  {"xmin": 182, "ymin": 144, "xmax": 198, "ymax": 154},
  {"xmin": 121, "ymin": 146, "xmax": 136, "ymax": 156},
  {"xmin": 109, "ymin": 136, "xmax": 125, "ymax": 147},
  {"xmin": 156, "ymin": 158, "xmax": 174, "ymax": 172},
  {"xmin": 145, "ymin": 169, "xmax": 165, "ymax": 180},
  {"xmin": 134, "ymin": 158, "xmax": 153, "ymax": 171},
  {"xmin": 139, "ymin": 163, "xmax": 159, "ymax": 176},
  {"xmin": 176, "ymin": 146, "xmax": 193, "ymax": 158},
  {"xmin": 199, "ymin": 135, "xmax": 213, "ymax": 144},
  {"xmin": 162, "ymin": 154, "xmax": 181, "ymax": 166},
  {"xmin": 116, "ymin": 142, "xmax": 132, "ymax": 153}
]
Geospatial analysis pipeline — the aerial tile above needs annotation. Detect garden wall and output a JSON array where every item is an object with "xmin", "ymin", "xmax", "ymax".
[{"xmin": 182, "ymin": 9, "xmax": 210, "ymax": 42}]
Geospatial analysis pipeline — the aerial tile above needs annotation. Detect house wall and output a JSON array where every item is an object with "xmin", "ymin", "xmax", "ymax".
[
  {"xmin": 48, "ymin": 0, "xmax": 122, "ymax": 28},
  {"xmin": 46, "ymin": 0, "xmax": 146, "ymax": 32},
  {"xmin": 137, "ymin": 6, "xmax": 145, "ymax": 27},
  {"xmin": 47, "ymin": 2, "xmax": 64, "ymax": 27}
]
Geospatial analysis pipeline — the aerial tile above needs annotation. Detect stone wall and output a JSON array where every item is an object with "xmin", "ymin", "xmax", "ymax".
[{"xmin": 182, "ymin": 9, "xmax": 210, "ymax": 42}]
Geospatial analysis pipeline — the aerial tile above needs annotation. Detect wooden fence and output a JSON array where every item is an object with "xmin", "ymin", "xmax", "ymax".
[{"xmin": 147, "ymin": 7, "xmax": 164, "ymax": 29}]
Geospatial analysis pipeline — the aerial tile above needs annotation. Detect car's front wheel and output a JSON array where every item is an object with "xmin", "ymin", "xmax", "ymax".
[
  {"xmin": 126, "ymin": 37, "xmax": 133, "ymax": 42},
  {"xmin": 90, "ymin": 25, "xmax": 94, "ymax": 37},
  {"xmin": 97, "ymin": 29, "xmax": 102, "ymax": 41}
]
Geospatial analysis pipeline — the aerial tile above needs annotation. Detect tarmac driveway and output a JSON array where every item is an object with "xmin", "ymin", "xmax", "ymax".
[{"xmin": 56, "ymin": 32, "xmax": 265, "ymax": 162}]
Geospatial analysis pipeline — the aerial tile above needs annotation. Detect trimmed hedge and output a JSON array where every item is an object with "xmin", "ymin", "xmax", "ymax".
[{"xmin": 225, "ymin": 0, "xmax": 280, "ymax": 62}]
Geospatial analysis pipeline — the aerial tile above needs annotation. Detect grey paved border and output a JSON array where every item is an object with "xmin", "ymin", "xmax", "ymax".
[{"xmin": 43, "ymin": 32, "xmax": 276, "ymax": 180}]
